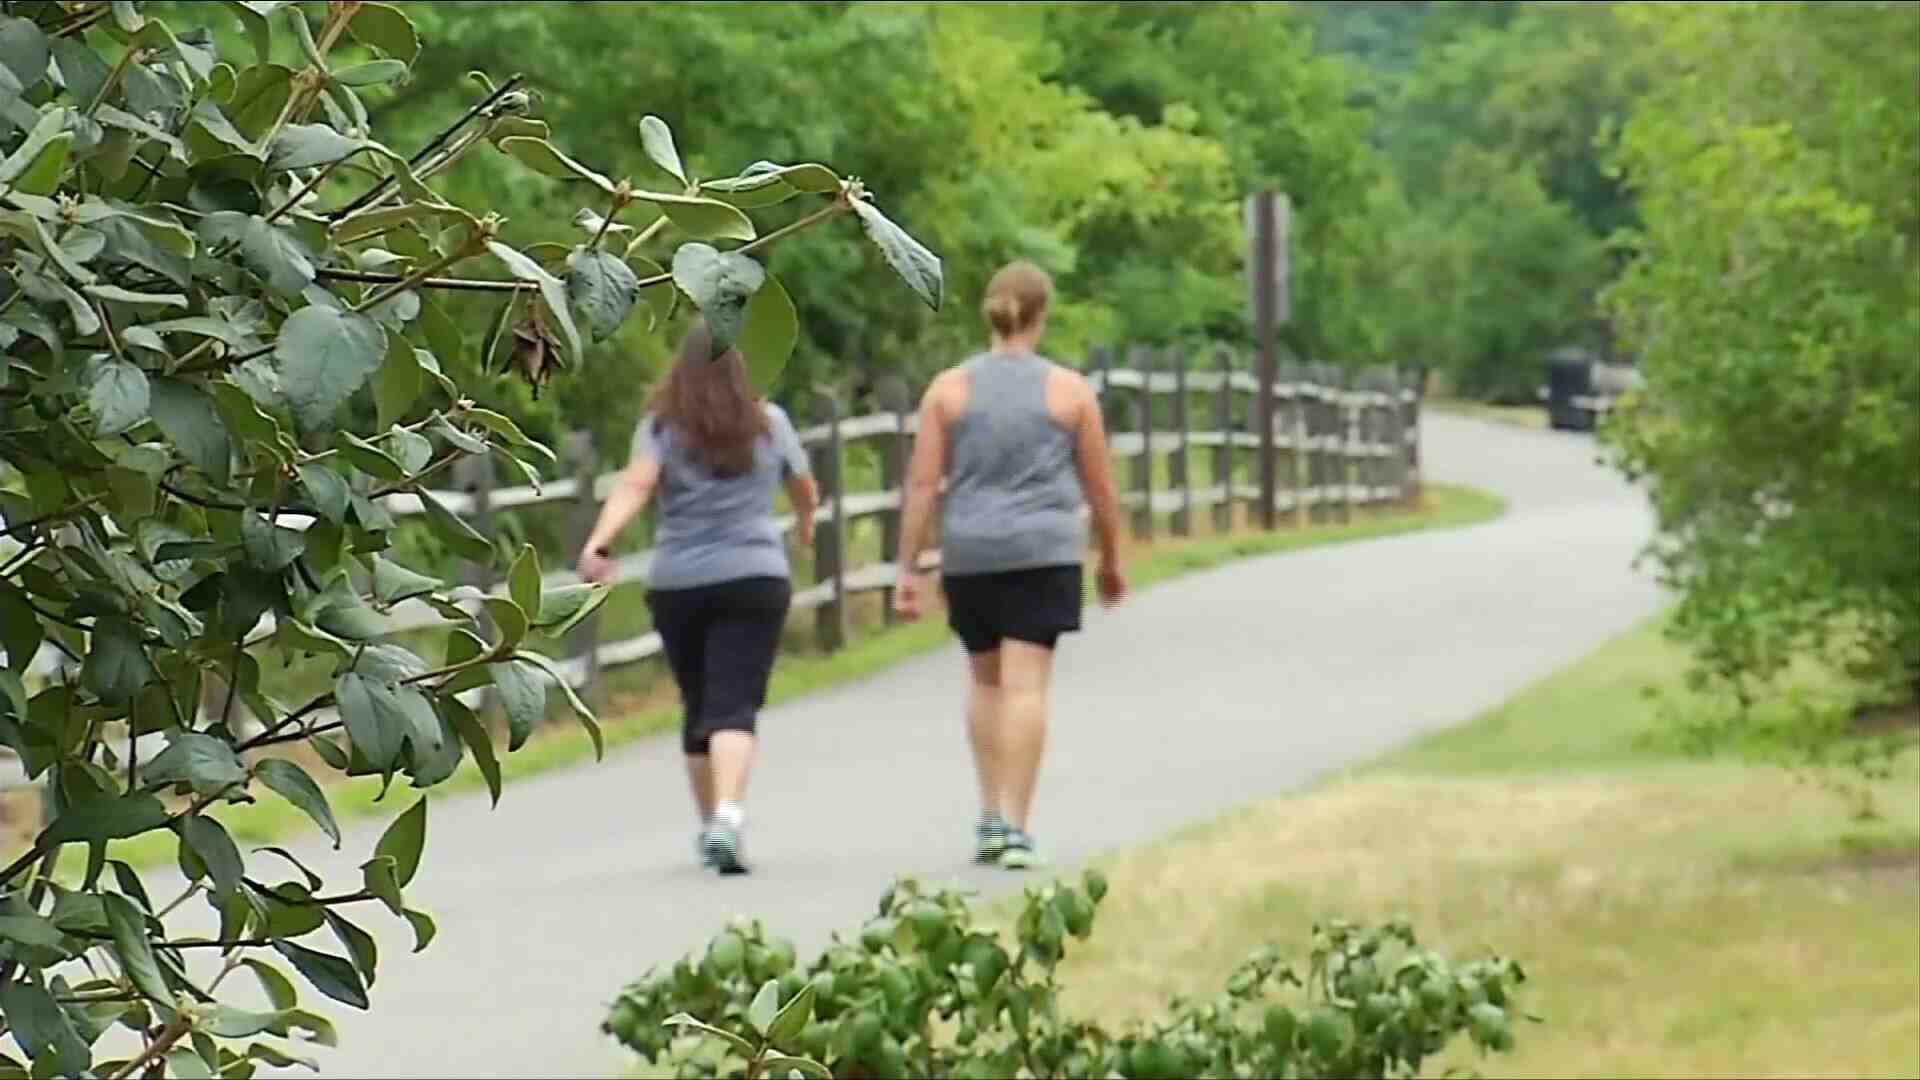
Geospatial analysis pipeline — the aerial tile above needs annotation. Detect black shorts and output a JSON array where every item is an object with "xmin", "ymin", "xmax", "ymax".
[
  {"xmin": 941, "ymin": 564, "xmax": 1084, "ymax": 654},
  {"xmin": 646, "ymin": 576, "xmax": 791, "ymax": 754}
]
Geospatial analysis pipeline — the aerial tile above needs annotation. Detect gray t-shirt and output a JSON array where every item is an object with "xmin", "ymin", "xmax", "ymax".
[{"xmin": 632, "ymin": 403, "xmax": 810, "ymax": 591}]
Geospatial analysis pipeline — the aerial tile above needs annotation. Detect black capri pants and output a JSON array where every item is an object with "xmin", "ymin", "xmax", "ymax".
[{"xmin": 646, "ymin": 576, "xmax": 792, "ymax": 754}]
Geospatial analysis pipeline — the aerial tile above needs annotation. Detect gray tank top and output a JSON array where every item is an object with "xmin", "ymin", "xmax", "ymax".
[{"xmin": 939, "ymin": 352, "xmax": 1086, "ymax": 576}]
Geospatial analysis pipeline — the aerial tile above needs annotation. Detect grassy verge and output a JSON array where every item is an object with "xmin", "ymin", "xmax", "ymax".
[
  {"xmin": 1043, "ymin": 618, "xmax": 1920, "ymax": 1078},
  {"xmin": 69, "ymin": 483, "xmax": 1503, "ymax": 873},
  {"xmin": 1427, "ymin": 396, "xmax": 1549, "ymax": 431}
]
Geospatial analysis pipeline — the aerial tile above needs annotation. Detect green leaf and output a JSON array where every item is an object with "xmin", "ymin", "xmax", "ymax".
[
  {"xmin": 486, "ymin": 240, "xmax": 583, "ymax": 368},
  {"xmin": 764, "ymin": 1057, "xmax": 832, "ymax": 1080},
  {"xmin": 0, "ymin": 583, "xmax": 41, "ymax": 673},
  {"xmin": 0, "ymin": 981, "xmax": 90, "ymax": 1076},
  {"xmin": 513, "ymin": 651, "xmax": 602, "ymax": 760},
  {"xmin": 417, "ymin": 294, "xmax": 463, "ymax": 371},
  {"xmin": 748, "ymin": 979, "xmax": 782, "ymax": 1036},
  {"xmin": 337, "ymin": 431, "xmax": 404, "ymax": 481},
  {"xmin": 418, "ymin": 489, "xmax": 493, "ymax": 564},
  {"xmin": 197, "ymin": 211, "xmax": 316, "ymax": 296},
  {"xmin": 432, "ymin": 411, "xmax": 488, "ymax": 455},
  {"xmin": 445, "ymin": 698, "xmax": 501, "ymax": 807},
  {"xmin": 374, "ymin": 328, "xmax": 423, "ymax": 429},
  {"xmin": 386, "ymin": 424, "xmax": 432, "ymax": 475},
  {"xmin": 767, "ymin": 982, "xmax": 816, "ymax": 1046},
  {"xmin": 241, "ymin": 511, "xmax": 307, "ymax": 572},
  {"xmin": 242, "ymin": 957, "xmax": 298, "ymax": 1011},
  {"xmin": 275, "ymin": 304, "xmax": 386, "ymax": 431},
  {"xmin": 702, "ymin": 161, "xmax": 841, "ymax": 208},
  {"xmin": 11, "ymin": 131, "xmax": 70, "ymax": 197},
  {"xmin": 335, "ymin": 673, "xmax": 406, "ymax": 772},
  {"xmin": 310, "ymin": 586, "xmax": 388, "ymax": 642},
  {"xmin": 331, "ymin": 59, "xmax": 406, "ymax": 87},
  {"xmin": 82, "ymin": 616, "xmax": 154, "ymax": 706},
  {"xmin": 324, "ymin": 909, "xmax": 379, "ymax": 987},
  {"xmin": 508, "ymin": 544, "xmax": 542, "ymax": 622},
  {"xmin": 0, "ymin": 109, "xmax": 67, "ymax": 187},
  {"xmin": 41, "ymin": 793, "xmax": 169, "ymax": 845},
  {"xmin": 740, "ymin": 273, "xmax": 798, "ymax": 391},
  {"xmin": 491, "ymin": 659, "xmax": 544, "ymax": 751},
  {"xmin": 203, "ymin": 1005, "xmax": 285, "ymax": 1039},
  {"xmin": 403, "ymin": 908, "xmax": 436, "ymax": 952},
  {"xmin": 376, "ymin": 796, "xmax": 427, "ymax": 888},
  {"xmin": 496, "ymin": 136, "xmax": 614, "ymax": 192},
  {"xmin": 272, "ymin": 939, "xmax": 369, "ymax": 1010},
  {"xmin": 255, "ymin": 758, "xmax": 340, "ymax": 848},
  {"xmin": 267, "ymin": 123, "xmax": 372, "ymax": 172},
  {"xmin": 463, "ymin": 406, "xmax": 556, "ymax": 464},
  {"xmin": 144, "ymin": 733, "xmax": 247, "ymax": 796},
  {"xmin": 360, "ymin": 854, "xmax": 404, "ymax": 917},
  {"xmin": 298, "ymin": 464, "xmax": 351, "ymax": 524},
  {"xmin": 83, "ymin": 283, "xmax": 187, "ymax": 309},
  {"xmin": 0, "ymin": 910, "xmax": 65, "ymax": 950},
  {"xmin": 370, "ymin": 554, "xmax": 442, "ymax": 606},
  {"xmin": 851, "ymin": 199, "xmax": 942, "ymax": 310},
  {"xmin": 182, "ymin": 814, "xmax": 244, "ymax": 900},
  {"xmin": 0, "ymin": 14, "xmax": 50, "ymax": 93},
  {"xmin": 672, "ymin": 243, "xmax": 767, "ymax": 355},
  {"xmin": 87, "ymin": 357, "xmax": 149, "ymax": 438},
  {"xmin": 644, "ymin": 191, "xmax": 756, "ymax": 243},
  {"xmin": 347, "ymin": 3, "xmax": 420, "ymax": 63},
  {"xmin": 566, "ymin": 247, "xmax": 640, "ymax": 343},
  {"xmin": 105, "ymin": 892, "xmax": 175, "ymax": 1007},
  {"xmin": 638, "ymin": 115, "xmax": 686, "ymax": 185},
  {"xmin": 149, "ymin": 377, "xmax": 232, "ymax": 486},
  {"xmin": 664, "ymin": 1014, "xmax": 757, "ymax": 1059},
  {"xmin": 534, "ymin": 583, "xmax": 607, "ymax": 633}
]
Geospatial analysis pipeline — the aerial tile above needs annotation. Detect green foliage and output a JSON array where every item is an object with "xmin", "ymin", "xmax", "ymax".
[
  {"xmin": 1600, "ymin": 1, "xmax": 1920, "ymax": 745},
  {"xmin": 0, "ymin": 2, "xmax": 935, "ymax": 1074},
  {"xmin": 604, "ymin": 876, "xmax": 1530, "ymax": 1079}
]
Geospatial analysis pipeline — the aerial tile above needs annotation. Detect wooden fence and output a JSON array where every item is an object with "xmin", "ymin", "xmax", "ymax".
[
  {"xmin": 0, "ymin": 350, "xmax": 1419, "ymax": 790},
  {"xmin": 373, "ymin": 347, "xmax": 1422, "ymax": 697}
]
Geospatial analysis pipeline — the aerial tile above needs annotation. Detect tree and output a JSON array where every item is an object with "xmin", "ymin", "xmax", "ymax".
[
  {"xmin": 1601, "ymin": 2, "xmax": 1920, "ymax": 723},
  {"xmin": 0, "ymin": 2, "xmax": 938, "ymax": 1073}
]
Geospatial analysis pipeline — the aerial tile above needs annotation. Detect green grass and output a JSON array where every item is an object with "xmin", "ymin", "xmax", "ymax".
[
  {"xmin": 1044, "ymin": 617, "xmax": 1920, "ymax": 1079},
  {"xmin": 70, "ymin": 483, "xmax": 1503, "ymax": 874}
]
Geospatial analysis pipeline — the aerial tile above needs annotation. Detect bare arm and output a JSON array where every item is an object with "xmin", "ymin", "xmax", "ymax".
[
  {"xmin": 577, "ymin": 456, "xmax": 659, "ymax": 582},
  {"xmin": 1073, "ymin": 384, "xmax": 1123, "ymax": 569},
  {"xmin": 896, "ymin": 376, "xmax": 952, "ymax": 576},
  {"xmin": 785, "ymin": 470, "xmax": 818, "ymax": 547}
]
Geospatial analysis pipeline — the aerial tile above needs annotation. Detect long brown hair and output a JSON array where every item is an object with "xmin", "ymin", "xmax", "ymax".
[
  {"xmin": 646, "ymin": 320, "xmax": 767, "ymax": 476},
  {"xmin": 982, "ymin": 260, "xmax": 1053, "ymax": 338}
]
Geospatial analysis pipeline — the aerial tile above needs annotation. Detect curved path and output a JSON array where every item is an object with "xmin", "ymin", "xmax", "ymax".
[{"xmin": 268, "ymin": 414, "xmax": 1663, "ymax": 1077}]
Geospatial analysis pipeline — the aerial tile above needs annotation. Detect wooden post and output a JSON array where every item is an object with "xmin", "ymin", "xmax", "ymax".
[
  {"xmin": 811, "ymin": 390, "xmax": 847, "ymax": 652},
  {"xmin": 1247, "ymin": 191, "xmax": 1289, "ymax": 531},
  {"xmin": 1130, "ymin": 345, "xmax": 1154, "ymax": 542},
  {"xmin": 1303, "ymin": 365, "xmax": 1326, "ymax": 526},
  {"xmin": 1211, "ymin": 347, "xmax": 1234, "ymax": 534},
  {"xmin": 1403, "ymin": 366, "xmax": 1423, "ymax": 505},
  {"xmin": 1092, "ymin": 345, "xmax": 1114, "ymax": 428},
  {"xmin": 1170, "ymin": 346, "xmax": 1192, "ymax": 538},
  {"xmin": 564, "ymin": 430, "xmax": 602, "ymax": 703},
  {"xmin": 1336, "ymin": 367, "xmax": 1355, "ymax": 525},
  {"xmin": 1281, "ymin": 361, "xmax": 1306, "ymax": 528},
  {"xmin": 877, "ymin": 376, "xmax": 910, "ymax": 626}
]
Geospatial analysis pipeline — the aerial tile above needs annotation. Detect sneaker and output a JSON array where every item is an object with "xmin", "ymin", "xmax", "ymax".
[
  {"xmin": 696, "ymin": 828, "xmax": 713, "ymax": 867},
  {"xmin": 975, "ymin": 811, "xmax": 1009, "ymax": 864},
  {"xmin": 705, "ymin": 808, "xmax": 749, "ymax": 876},
  {"xmin": 999, "ymin": 829, "xmax": 1040, "ymax": 871}
]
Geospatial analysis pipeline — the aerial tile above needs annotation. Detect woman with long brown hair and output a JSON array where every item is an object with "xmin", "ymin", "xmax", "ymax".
[
  {"xmin": 578, "ymin": 321, "xmax": 817, "ymax": 875},
  {"xmin": 893, "ymin": 261, "xmax": 1127, "ymax": 870}
]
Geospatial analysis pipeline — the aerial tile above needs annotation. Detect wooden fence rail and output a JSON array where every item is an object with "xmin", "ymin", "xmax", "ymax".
[{"xmin": 0, "ymin": 350, "xmax": 1420, "ymax": 789}]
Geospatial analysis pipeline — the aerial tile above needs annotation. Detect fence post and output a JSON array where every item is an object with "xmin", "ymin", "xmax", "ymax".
[
  {"xmin": 564, "ymin": 430, "xmax": 602, "ymax": 703},
  {"xmin": 1130, "ymin": 345, "xmax": 1154, "ymax": 542},
  {"xmin": 1212, "ymin": 347, "xmax": 1234, "ymax": 534},
  {"xmin": 1337, "ymin": 367, "xmax": 1356, "ymax": 525},
  {"xmin": 811, "ymin": 389, "xmax": 847, "ymax": 652},
  {"xmin": 1278, "ymin": 361, "xmax": 1302, "ymax": 528},
  {"xmin": 1092, "ymin": 345, "xmax": 1114, "ymax": 429},
  {"xmin": 1403, "ymin": 366, "xmax": 1423, "ymax": 505},
  {"xmin": 1170, "ymin": 346, "xmax": 1192, "ymax": 538},
  {"xmin": 877, "ymin": 376, "xmax": 910, "ymax": 626}
]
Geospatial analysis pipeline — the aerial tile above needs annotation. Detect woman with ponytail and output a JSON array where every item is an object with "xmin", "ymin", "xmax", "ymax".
[{"xmin": 893, "ymin": 261, "xmax": 1127, "ymax": 869}]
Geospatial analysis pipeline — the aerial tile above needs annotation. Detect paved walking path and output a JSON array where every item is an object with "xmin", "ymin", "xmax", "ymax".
[{"xmin": 213, "ymin": 413, "xmax": 1663, "ymax": 1078}]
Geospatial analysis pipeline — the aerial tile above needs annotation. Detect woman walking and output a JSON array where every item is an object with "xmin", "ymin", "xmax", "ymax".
[
  {"xmin": 578, "ymin": 321, "xmax": 816, "ymax": 876},
  {"xmin": 893, "ymin": 261, "xmax": 1127, "ymax": 869}
]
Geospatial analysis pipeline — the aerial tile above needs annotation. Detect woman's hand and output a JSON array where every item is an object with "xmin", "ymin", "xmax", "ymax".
[
  {"xmin": 892, "ymin": 571, "xmax": 924, "ymax": 620},
  {"xmin": 1096, "ymin": 561, "xmax": 1127, "ymax": 607},
  {"xmin": 578, "ymin": 546, "xmax": 616, "ymax": 586}
]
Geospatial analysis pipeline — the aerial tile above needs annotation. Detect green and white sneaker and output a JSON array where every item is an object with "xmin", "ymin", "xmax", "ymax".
[
  {"xmin": 975, "ymin": 811, "xmax": 1009, "ymax": 864},
  {"xmin": 999, "ymin": 829, "xmax": 1040, "ymax": 871},
  {"xmin": 705, "ymin": 804, "xmax": 749, "ymax": 876}
]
